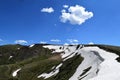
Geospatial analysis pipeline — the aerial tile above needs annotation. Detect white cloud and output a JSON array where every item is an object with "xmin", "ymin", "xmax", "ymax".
[
  {"xmin": 88, "ymin": 42, "xmax": 94, "ymax": 45},
  {"xmin": 15, "ymin": 40, "xmax": 28, "ymax": 44},
  {"xmin": 50, "ymin": 39, "xmax": 61, "ymax": 42},
  {"xmin": 41, "ymin": 7, "xmax": 54, "ymax": 13},
  {"xmin": 40, "ymin": 41, "xmax": 47, "ymax": 44},
  {"xmin": 60, "ymin": 5, "xmax": 93, "ymax": 25},
  {"xmin": 63, "ymin": 5, "xmax": 69, "ymax": 8},
  {"xmin": 67, "ymin": 39, "xmax": 79, "ymax": 43}
]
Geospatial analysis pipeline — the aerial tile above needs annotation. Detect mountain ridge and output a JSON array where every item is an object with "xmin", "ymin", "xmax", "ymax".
[{"xmin": 0, "ymin": 44, "xmax": 120, "ymax": 80}]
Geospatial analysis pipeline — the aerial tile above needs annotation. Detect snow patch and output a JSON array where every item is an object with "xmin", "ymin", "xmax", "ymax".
[
  {"xmin": 38, "ymin": 63, "xmax": 63, "ymax": 79},
  {"xmin": 9, "ymin": 56, "xmax": 13, "ymax": 59},
  {"xmin": 43, "ymin": 45, "xmax": 81, "ymax": 60},
  {"xmin": 43, "ymin": 45, "xmax": 64, "ymax": 53},
  {"xmin": 17, "ymin": 48, "xmax": 20, "ymax": 50},
  {"xmin": 29, "ymin": 44, "xmax": 35, "ymax": 48},
  {"xmin": 12, "ymin": 68, "xmax": 21, "ymax": 77}
]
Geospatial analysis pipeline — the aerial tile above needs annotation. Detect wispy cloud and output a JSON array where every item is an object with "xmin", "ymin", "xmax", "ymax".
[
  {"xmin": 50, "ymin": 39, "xmax": 61, "ymax": 42},
  {"xmin": 41, "ymin": 7, "xmax": 54, "ymax": 13},
  {"xmin": 67, "ymin": 39, "xmax": 79, "ymax": 43},
  {"xmin": 60, "ymin": 5, "xmax": 93, "ymax": 25},
  {"xmin": 15, "ymin": 40, "xmax": 28, "ymax": 44},
  {"xmin": 40, "ymin": 41, "xmax": 47, "ymax": 44}
]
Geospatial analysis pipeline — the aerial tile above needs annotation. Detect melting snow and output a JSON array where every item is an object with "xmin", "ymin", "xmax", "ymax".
[
  {"xmin": 38, "ymin": 63, "xmax": 63, "ymax": 79},
  {"xmin": 12, "ymin": 68, "xmax": 21, "ymax": 77},
  {"xmin": 51, "ymin": 66, "xmax": 55, "ymax": 70},
  {"xmin": 29, "ymin": 44, "xmax": 35, "ymax": 48},
  {"xmin": 43, "ymin": 45, "xmax": 82, "ymax": 60},
  {"xmin": 17, "ymin": 48, "xmax": 20, "ymax": 50},
  {"xmin": 9, "ymin": 56, "xmax": 13, "ymax": 59},
  {"xmin": 43, "ymin": 45, "xmax": 64, "ymax": 53}
]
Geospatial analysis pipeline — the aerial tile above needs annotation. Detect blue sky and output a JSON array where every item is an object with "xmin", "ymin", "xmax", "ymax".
[{"xmin": 0, "ymin": 0, "xmax": 120, "ymax": 45}]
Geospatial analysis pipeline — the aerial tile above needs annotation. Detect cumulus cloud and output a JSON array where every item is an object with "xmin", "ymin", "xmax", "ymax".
[
  {"xmin": 50, "ymin": 39, "xmax": 61, "ymax": 42},
  {"xmin": 67, "ymin": 39, "xmax": 79, "ymax": 43},
  {"xmin": 41, "ymin": 7, "xmax": 54, "ymax": 13},
  {"xmin": 63, "ymin": 5, "xmax": 69, "ymax": 8},
  {"xmin": 60, "ymin": 5, "xmax": 93, "ymax": 25},
  {"xmin": 40, "ymin": 41, "xmax": 47, "ymax": 44},
  {"xmin": 15, "ymin": 40, "xmax": 28, "ymax": 44}
]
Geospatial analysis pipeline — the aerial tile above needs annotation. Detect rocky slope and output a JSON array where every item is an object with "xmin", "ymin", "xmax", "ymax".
[{"xmin": 0, "ymin": 44, "xmax": 120, "ymax": 80}]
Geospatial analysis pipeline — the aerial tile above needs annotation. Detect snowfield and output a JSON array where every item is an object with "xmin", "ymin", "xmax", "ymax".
[
  {"xmin": 87, "ymin": 47, "xmax": 120, "ymax": 80},
  {"xmin": 43, "ymin": 45, "xmax": 120, "ymax": 80}
]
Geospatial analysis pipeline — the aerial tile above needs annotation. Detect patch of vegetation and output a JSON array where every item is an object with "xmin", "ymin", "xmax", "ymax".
[
  {"xmin": 47, "ymin": 54, "xmax": 84, "ymax": 80},
  {"xmin": 0, "ymin": 44, "xmax": 59, "ymax": 80},
  {"xmin": 0, "ymin": 44, "xmax": 22, "ymax": 65},
  {"xmin": 0, "ymin": 54, "xmax": 61, "ymax": 80},
  {"xmin": 0, "ymin": 44, "xmax": 53, "ymax": 65}
]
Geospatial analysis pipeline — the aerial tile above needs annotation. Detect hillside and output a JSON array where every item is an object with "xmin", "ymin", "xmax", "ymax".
[{"xmin": 0, "ymin": 44, "xmax": 120, "ymax": 80}]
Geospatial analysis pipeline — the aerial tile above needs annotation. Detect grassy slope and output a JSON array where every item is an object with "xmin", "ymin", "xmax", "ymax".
[
  {"xmin": 0, "ymin": 44, "xmax": 56, "ymax": 80},
  {"xmin": 0, "ymin": 44, "xmax": 84, "ymax": 80}
]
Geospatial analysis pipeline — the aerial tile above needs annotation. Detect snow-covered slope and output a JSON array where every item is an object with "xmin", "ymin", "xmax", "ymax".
[{"xmin": 42, "ymin": 45, "xmax": 120, "ymax": 80}]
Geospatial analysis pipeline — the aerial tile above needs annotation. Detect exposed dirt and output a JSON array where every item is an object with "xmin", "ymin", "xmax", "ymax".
[{"xmin": 48, "ymin": 54, "xmax": 62, "ymax": 61}]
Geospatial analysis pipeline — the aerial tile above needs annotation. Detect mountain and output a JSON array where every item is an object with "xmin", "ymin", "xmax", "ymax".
[{"xmin": 0, "ymin": 44, "xmax": 120, "ymax": 80}]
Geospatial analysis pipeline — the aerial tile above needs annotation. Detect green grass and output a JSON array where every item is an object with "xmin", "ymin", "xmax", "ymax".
[
  {"xmin": 0, "ymin": 55, "xmax": 62, "ymax": 80},
  {"xmin": 47, "ymin": 55, "xmax": 84, "ymax": 80},
  {"xmin": 0, "ymin": 44, "xmax": 57, "ymax": 80}
]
